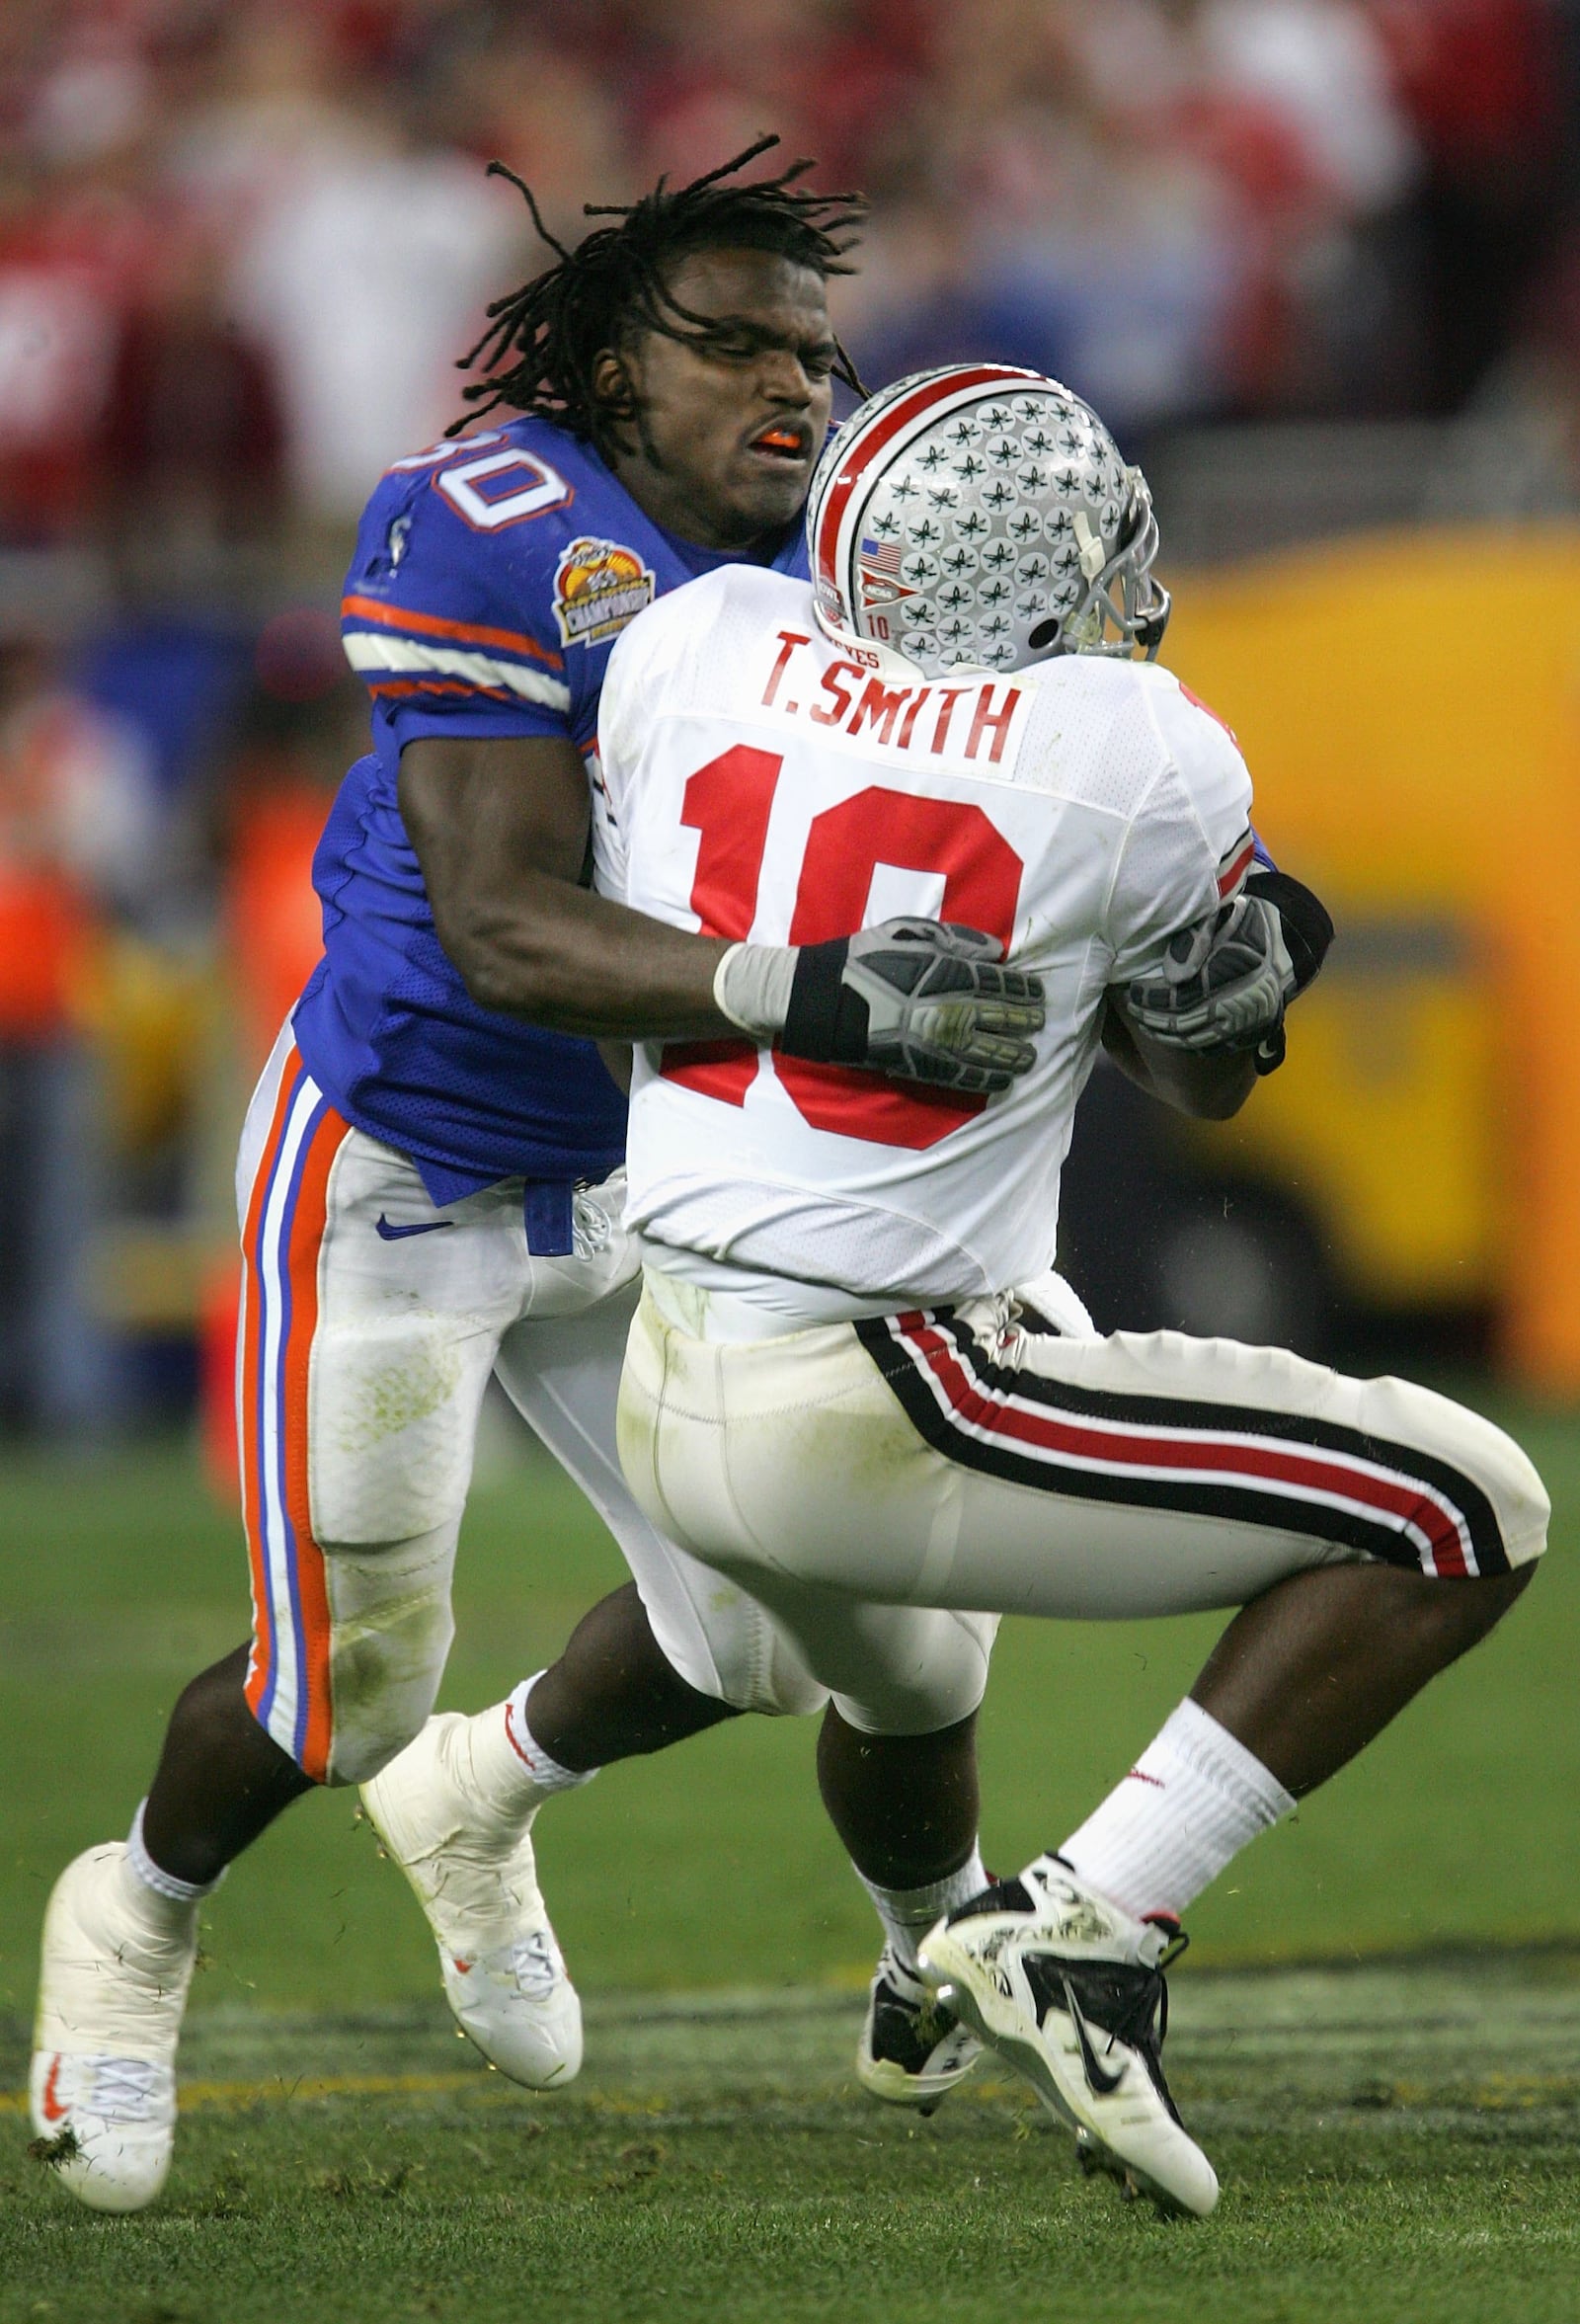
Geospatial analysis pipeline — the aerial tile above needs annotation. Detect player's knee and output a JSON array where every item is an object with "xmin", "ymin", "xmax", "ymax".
[
  {"xmin": 705, "ymin": 1660, "xmax": 828, "ymax": 1719},
  {"xmin": 1438, "ymin": 1561, "xmax": 1536, "ymax": 1650},
  {"xmin": 315, "ymin": 1531, "xmax": 458, "ymax": 1786},
  {"xmin": 324, "ymin": 1603, "xmax": 455, "ymax": 1786},
  {"xmin": 712, "ymin": 1625, "xmax": 830, "ymax": 1719},
  {"xmin": 1435, "ymin": 1406, "xmax": 1547, "ymax": 1630},
  {"xmin": 173, "ymin": 1644, "xmax": 256, "ymax": 1751},
  {"xmin": 1478, "ymin": 1421, "xmax": 1551, "ymax": 1573},
  {"xmin": 830, "ymin": 1615, "xmax": 991, "ymax": 1736},
  {"xmin": 642, "ymin": 1564, "xmax": 830, "ymax": 1719},
  {"xmin": 1378, "ymin": 1377, "xmax": 1550, "ymax": 1575},
  {"xmin": 1378, "ymin": 1559, "xmax": 1535, "ymax": 1671}
]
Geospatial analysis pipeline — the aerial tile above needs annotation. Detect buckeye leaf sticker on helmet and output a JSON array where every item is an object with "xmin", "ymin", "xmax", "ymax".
[{"xmin": 807, "ymin": 365, "xmax": 1170, "ymax": 680}]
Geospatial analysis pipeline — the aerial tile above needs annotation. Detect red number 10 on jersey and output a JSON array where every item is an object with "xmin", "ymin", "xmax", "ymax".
[{"xmin": 659, "ymin": 745, "xmax": 1025, "ymax": 1152}]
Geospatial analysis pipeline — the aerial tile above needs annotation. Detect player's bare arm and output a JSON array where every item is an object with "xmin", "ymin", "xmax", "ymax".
[
  {"xmin": 400, "ymin": 731, "xmax": 733, "ymax": 1037},
  {"xmin": 1101, "ymin": 853, "xmax": 1337, "ymax": 1115},
  {"xmin": 399, "ymin": 238, "xmax": 849, "ymax": 1040},
  {"xmin": 401, "ymin": 734, "xmax": 1044, "ymax": 1084},
  {"xmin": 405, "ymin": 236, "xmax": 1043, "ymax": 1081}
]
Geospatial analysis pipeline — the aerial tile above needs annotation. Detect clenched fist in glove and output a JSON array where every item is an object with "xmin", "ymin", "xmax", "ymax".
[
  {"xmin": 1120, "ymin": 870, "xmax": 1334, "ymax": 1077},
  {"xmin": 714, "ymin": 919, "xmax": 1046, "ymax": 1095}
]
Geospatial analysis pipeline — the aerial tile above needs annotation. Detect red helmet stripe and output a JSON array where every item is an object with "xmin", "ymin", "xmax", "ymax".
[{"xmin": 815, "ymin": 364, "xmax": 1037, "ymax": 598}]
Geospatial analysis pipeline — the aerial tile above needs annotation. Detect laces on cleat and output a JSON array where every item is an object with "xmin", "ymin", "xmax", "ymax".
[
  {"xmin": 1021, "ymin": 1931, "xmax": 1187, "ymax": 2125},
  {"xmin": 86, "ymin": 2059, "xmax": 164, "ymax": 2121},
  {"xmin": 511, "ymin": 1930, "xmax": 564, "ymax": 2002},
  {"xmin": 1144, "ymin": 1912, "xmax": 1189, "ymax": 1968}
]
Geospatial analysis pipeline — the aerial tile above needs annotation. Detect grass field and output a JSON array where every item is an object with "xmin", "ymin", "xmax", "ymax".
[{"xmin": 3, "ymin": 1398, "xmax": 1578, "ymax": 2321}]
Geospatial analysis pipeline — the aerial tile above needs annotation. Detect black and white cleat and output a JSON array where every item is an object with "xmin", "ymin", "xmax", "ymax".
[
  {"xmin": 856, "ymin": 1945, "xmax": 984, "ymax": 2116},
  {"xmin": 919, "ymin": 1855, "xmax": 1217, "ymax": 2218}
]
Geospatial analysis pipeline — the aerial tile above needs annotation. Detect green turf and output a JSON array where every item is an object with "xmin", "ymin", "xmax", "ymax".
[
  {"xmin": 5, "ymin": 1958, "xmax": 1580, "ymax": 2324},
  {"xmin": 2, "ymin": 1406, "xmax": 1578, "ymax": 2321},
  {"xmin": 2, "ymin": 1404, "xmax": 1577, "ymax": 2019}
]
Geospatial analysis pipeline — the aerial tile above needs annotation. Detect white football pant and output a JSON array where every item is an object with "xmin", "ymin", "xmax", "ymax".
[
  {"xmin": 617, "ymin": 1270, "xmax": 1548, "ymax": 1736},
  {"xmin": 235, "ymin": 1022, "xmax": 827, "ymax": 1785}
]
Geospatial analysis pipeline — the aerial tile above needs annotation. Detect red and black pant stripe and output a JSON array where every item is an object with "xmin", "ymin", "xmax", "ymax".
[{"xmin": 854, "ymin": 1311, "xmax": 1511, "ymax": 1579}]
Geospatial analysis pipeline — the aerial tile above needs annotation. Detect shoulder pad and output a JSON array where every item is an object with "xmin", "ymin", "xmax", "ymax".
[{"xmin": 342, "ymin": 423, "xmax": 598, "ymax": 721}]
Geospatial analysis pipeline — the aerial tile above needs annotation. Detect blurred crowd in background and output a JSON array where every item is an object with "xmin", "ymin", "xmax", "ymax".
[{"xmin": 0, "ymin": 0, "xmax": 1577, "ymax": 1435}]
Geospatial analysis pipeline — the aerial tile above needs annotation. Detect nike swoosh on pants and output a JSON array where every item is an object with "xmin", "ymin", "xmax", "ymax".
[{"xmin": 374, "ymin": 1215, "xmax": 455, "ymax": 1241}]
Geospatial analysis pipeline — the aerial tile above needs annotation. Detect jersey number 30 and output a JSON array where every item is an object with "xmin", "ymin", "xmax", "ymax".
[{"xmin": 661, "ymin": 745, "xmax": 1024, "ymax": 1152}]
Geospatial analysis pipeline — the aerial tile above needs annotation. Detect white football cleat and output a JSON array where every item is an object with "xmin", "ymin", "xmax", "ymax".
[
  {"xmin": 918, "ymin": 1855, "xmax": 1218, "ymax": 2218},
  {"xmin": 360, "ymin": 1711, "xmax": 582, "ymax": 2089},
  {"xmin": 856, "ymin": 1945, "xmax": 983, "ymax": 2114},
  {"xmin": 31, "ymin": 1844, "xmax": 198, "ymax": 2213}
]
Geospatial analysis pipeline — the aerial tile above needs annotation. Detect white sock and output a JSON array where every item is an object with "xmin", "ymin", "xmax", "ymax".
[
  {"xmin": 480, "ymin": 1674, "xmax": 598, "ymax": 1815},
  {"xmin": 123, "ymin": 1801, "xmax": 216, "ymax": 1932},
  {"xmin": 1059, "ymin": 1700, "xmax": 1295, "ymax": 1924},
  {"xmin": 858, "ymin": 1847, "xmax": 988, "ymax": 1975}
]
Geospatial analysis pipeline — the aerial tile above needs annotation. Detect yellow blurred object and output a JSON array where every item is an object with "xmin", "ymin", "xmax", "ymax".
[
  {"xmin": 1181, "ymin": 922, "xmax": 1504, "ymax": 1305},
  {"xmin": 1166, "ymin": 526, "xmax": 1580, "ymax": 1395},
  {"xmin": 93, "ymin": 1221, "xmax": 213, "ymax": 1331},
  {"xmin": 79, "ymin": 930, "xmax": 216, "ymax": 1158}
]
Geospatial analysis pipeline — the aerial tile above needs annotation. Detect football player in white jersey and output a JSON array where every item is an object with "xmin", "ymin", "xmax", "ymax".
[{"xmin": 594, "ymin": 363, "xmax": 1549, "ymax": 2216}]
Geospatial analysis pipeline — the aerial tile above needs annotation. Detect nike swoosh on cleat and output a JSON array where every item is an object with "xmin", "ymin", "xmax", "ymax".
[
  {"xmin": 40, "ymin": 2055, "xmax": 67, "ymax": 2123},
  {"xmin": 374, "ymin": 1216, "xmax": 455, "ymax": 1241},
  {"xmin": 1062, "ymin": 1979, "xmax": 1126, "ymax": 2096}
]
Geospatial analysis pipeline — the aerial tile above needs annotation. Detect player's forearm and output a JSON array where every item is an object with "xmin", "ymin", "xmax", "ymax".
[
  {"xmin": 399, "ymin": 734, "xmax": 739, "ymax": 1037},
  {"xmin": 438, "ymin": 872, "xmax": 735, "ymax": 1037},
  {"xmin": 1101, "ymin": 1001, "xmax": 1256, "ymax": 1120},
  {"xmin": 397, "ymin": 741, "xmax": 1045, "ymax": 1078}
]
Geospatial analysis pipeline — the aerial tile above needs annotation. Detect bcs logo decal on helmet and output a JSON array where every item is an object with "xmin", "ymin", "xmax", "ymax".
[
  {"xmin": 552, "ymin": 538, "xmax": 656, "ymax": 648},
  {"xmin": 815, "ymin": 577, "xmax": 848, "ymax": 628}
]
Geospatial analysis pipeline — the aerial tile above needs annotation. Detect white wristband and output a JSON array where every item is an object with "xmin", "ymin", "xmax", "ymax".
[{"xmin": 713, "ymin": 941, "xmax": 797, "ymax": 1039}]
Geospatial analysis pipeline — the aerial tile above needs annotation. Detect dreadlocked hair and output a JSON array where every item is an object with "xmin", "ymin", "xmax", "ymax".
[{"xmin": 450, "ymin": 133, "xmax": 866, "ymax": 451}]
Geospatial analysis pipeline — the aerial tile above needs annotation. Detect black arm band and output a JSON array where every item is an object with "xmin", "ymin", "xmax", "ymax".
[
  {"xmin": 781, "ymin": 936, "xmax": 867, "ymax": 1064},
  {"xmin": 1245, "ymin": 870, "xmax": 1335, "ymax": 994}
]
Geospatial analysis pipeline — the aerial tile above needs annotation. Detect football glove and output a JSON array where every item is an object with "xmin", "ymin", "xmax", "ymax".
[
  {"xmin": 1119, "ymin": 871, "xmax": 1334, "ymax": 1077},
  {"xmin": 715, "ymin": 919, "xmax": 1046, "ymax": 1095}
]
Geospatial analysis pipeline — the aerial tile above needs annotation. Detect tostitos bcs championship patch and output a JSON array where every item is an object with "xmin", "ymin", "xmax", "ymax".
[{"xmin": 552, "ymin": 537, "xmax": 656, "ymax": 647}]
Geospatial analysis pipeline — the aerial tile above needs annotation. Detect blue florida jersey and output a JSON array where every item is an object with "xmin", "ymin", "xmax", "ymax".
[{"xmin": 290, "ymin": 414, "xmax": 809, "ymax": 1233}]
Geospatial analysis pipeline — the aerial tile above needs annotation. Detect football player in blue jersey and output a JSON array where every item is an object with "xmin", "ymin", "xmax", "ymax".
[{"xmin": 30, "ymin": 141, "xmax": 1047, "ymax": 2212}]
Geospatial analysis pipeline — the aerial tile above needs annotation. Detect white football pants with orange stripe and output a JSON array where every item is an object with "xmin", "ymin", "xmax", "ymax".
[
  {"xmin": 235, "ymin": 1025, "xmax": 828, "ymax": 1786},
  {"xmin": 617, "ymin": 1271, "xmax": 1549, "ymax": 1736}
]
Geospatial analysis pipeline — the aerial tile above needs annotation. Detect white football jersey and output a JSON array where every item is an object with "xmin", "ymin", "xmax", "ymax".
[{"xmin": 596, "ymin": 564, "xmax": 1255, "ymax": 1327}]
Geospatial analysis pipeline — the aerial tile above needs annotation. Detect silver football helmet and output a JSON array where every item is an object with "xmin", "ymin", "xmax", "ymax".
[{"xmin": 808, "ymin": 363, "xmax": 1170, "ymax": 679}]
